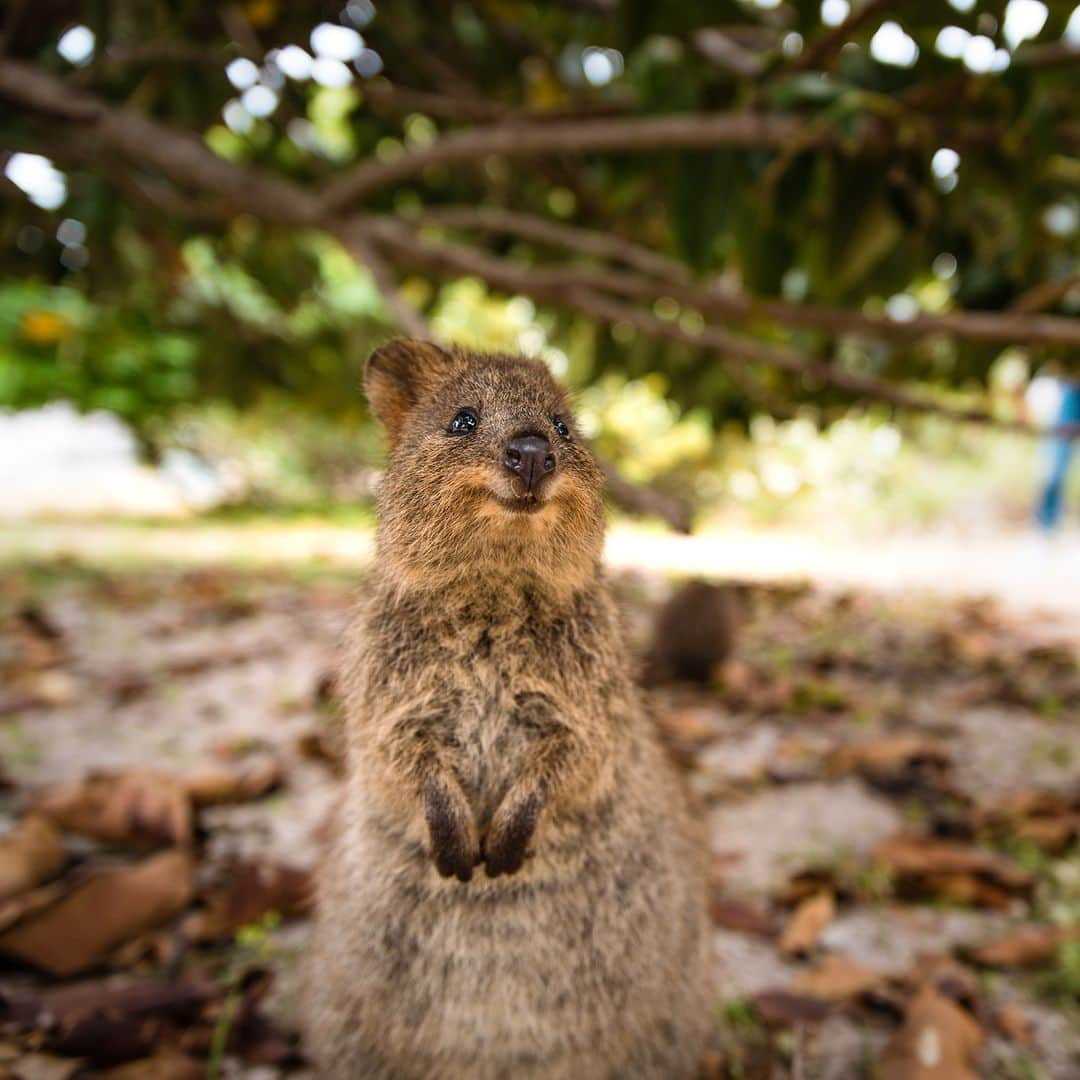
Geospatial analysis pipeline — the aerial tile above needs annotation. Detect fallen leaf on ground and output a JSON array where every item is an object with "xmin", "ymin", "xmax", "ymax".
[
  {"xmin": 698, "ymin": 1050, "xmax": 725, "ymax": 1080},
  {"xmin": 752, "ymin": 989, "xmax": 833, "ymax": 1026},
  {"xmin": 0, "ymin": 850, "xmax": 195, "ymax": 976},
  {"xmin": 11, "ymin": 604, "xmax": 65, "ymax": 666},
  {"xmin": 105, "ymin": 671, "xmax": 154, "ymax": 704},
  {"xmin": 0, "ymin": 815, "xmax": 65, "ymax": 901},
  {"xmin": 0, "ymin": 976, "xmax": 217, "ymax": 1066},
  {"xmin": 34, "ymin": 771, "xmax": 192, "ymax": 849},
  {"xmin": 93, "ymin": 1051, "xmax": 205, "ymax": 1080},
  {"xmin": 991, "ymin": 1003, "xmax": 1033, "ymax": 1045},
  {"xmin": 183, "ymin": 756, "xmax": 283, "ymax": 806},
  {"xmin": 656, "ymin": 708, "xmax": 721, "ymax": 746},
  {"xmin": 829, "ymin": 735, "xmax": 950, "ymax": 779},
  {"xmin": 0, "ymin": 879, "xmax": 70, "ymax": 935},
  {"xmin": 779, "ymin": 890, "xmax": 835, "ymax": 957},
  {"xmin": 184, "ymin": 860, "xmax": 311, "ymax": 941},
  {"xmin": 906, "ymin": 953, "xmax": 978, "ymax": 1010},
  {"xmin": 0, "ymin": 670, "xmax": 79, "ymax": 713},
  {"xmin": 1013, "ymin": 814, "xmax": 1079, "ymax": 853},
  {"xmin": 791, "ymin": 953, "xmax": 880, "ymax": 1001},
  {"xmin": 778, "ymin": 867, "xmax": 852, "ymax": 906},
  {"xmin": 877, "ymin": 983, "xmax": 982, "ymax": 1079},
  {"xmin": 0, "ymin": 1046, "xmax": 77, "ymax": 1080},
  {"xmin": 295, "ymin": 727, "xmax": 345, "ymax": 774},
  {"xmin": 977, "ymin": 790, "xmax": 1079, "ymax": 853},
  {"xmin": 873, "ymin": 835, "xmax": 1033, "ymax": 908},
  {"xmin": 710, "ymin": 898, "xmax": 773, "ymax": 937},
  {"xmin": 965, "ymin": 925, "xmax": 1080, "ymax": 969}
]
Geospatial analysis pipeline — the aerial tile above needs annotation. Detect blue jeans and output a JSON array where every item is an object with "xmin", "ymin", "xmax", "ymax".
[{"xmin": 1035, "ymin": 384, "xmax": 1080, "ymax": 531}]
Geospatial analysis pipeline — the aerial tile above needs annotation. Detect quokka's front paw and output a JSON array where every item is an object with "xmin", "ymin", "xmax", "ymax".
[
  {"xmin": 483, "ymin": 790, "xmax": 544, "ymax": 878},
  {"xmin": 424, "ymin": 783, "xmax": 479, "ymax": 882}
]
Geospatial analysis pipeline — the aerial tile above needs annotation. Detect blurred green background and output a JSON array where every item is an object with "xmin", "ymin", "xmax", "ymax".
[{"xmin": 1, "ymin": 0, "xmax": 1078, "ymax": 530}]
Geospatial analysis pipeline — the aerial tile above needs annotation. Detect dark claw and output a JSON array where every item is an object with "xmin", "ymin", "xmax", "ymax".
[
  {"xmin": 483, "ymin": 792, "xmax": 542, "ymax": 878},
  {"xmin": 425, "ymin": 785, "xmax": 476, "ymax": 883}
]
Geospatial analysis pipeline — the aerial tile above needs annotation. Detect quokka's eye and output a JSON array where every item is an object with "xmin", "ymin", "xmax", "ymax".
[
  {"xmin": 553, "ymin": 416, "xmax": 571, "ymax": 441},
  {"xmin": 448, "ymin": 408, "xmax": 479, "ymax": 435}
]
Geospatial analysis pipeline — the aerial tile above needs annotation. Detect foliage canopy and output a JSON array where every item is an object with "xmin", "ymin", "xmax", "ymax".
[{"xmin": 1, "ymin": 0, "xmax": 1077, "ymax": 439}]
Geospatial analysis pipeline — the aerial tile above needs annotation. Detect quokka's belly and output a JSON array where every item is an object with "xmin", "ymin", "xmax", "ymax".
[{"xmin": 308, "ymin": 789, "xmax": 712, "ymax": 1079}]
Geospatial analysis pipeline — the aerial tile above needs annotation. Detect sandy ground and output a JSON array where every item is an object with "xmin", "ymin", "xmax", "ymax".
[
  {"xmin": 3, "ymin": 518, "xmax": 1079, "ymax": 625},
  {"xmin": 0, "ymin": 527, "xmax": 1077, "ymax": 1077}
]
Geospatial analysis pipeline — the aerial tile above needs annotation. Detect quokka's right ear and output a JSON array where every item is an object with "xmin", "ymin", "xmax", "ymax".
[{"xmin": 364, "ymin": 338, "xmax": 457, "ymax": 444}]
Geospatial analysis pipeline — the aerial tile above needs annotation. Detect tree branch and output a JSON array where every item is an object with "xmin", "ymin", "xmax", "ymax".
[
  {"xmin": 409, "ymin": 205, "xmax": 691, "ymax": 282},
  {"xmin": 407, "ymin": 205, "xmax": 1080, "ymax": 347},
  {"xmin": 0, "ymin": 59, "xmax": 321, "ymax": 225},
  {"xmin": 599, "ymin": 464, "xmax": 692, "ymax": 533},
  {"xmin": 360, "ymin": 216, "xmax": 1068, "ymax": 434},
  {"xmin": 336, "ymin": 220, "xmax": 433, "ymax": 339},
  {"xmin": 787, "ymin": 0, "xmax": 901, "ymax": 73},
  {"xmin": 320, "ymin": 112, "xmax": 807, "ymax": 211},
  {"xmin": 1010, "ymin": 275, "xmax": 1080, "ymax": 315}
]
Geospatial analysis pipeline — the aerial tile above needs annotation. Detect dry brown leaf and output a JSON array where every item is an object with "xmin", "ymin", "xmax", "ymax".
[
  {"xmin": 11, "ymin": 604, "xmax": 65, "ymax": 667},
  {"xmin": 907, "ymin": 953, "xmax": 978, "ymax": 1011},
  {"xmin": 991, "ymin": 1003, "xmax": 1033, "ymax": 1045},
  {"xmin": 878, "ymin": 984, "xmax": 982, "ymax": 1079},
  {"xmin": 184, "ymin": 860, "xmax": 311, "ymax": 941},
  {"xmin": 0, "ymin": 670, "xmax": 79, "ymax": 714},
  {"xmin": 0, "ymin": 1048, "xmax": 78, "ymax": 1080},
  {"xmin": 1013, "ymin": 814, "xmax": 1079, "ymax": 853},
  {"xmin": 0, "ymin": 878, "xmax": 70, "ymax": 935},
  {"xmin": 34, "ymin": 770, "xmax": 192, "ymax": 849},
  {"xmin": 0, "ymin": 976, "xmax": 217, "ymax": 1066},
  {"xmin": 0, "ymin": 815, "xmax": 65, "ymax": 902},
  {"xmin": 93, "ymin": 1052, "xmax": 204, "ymax": 1080},
  {"xmin": 874, "ymin": 835, "xmax": 1033, "ymax": 907},
  {"xmin": 0, "ymin": 850, "xmax": 195, "ymax": 976},
  {"xmin": 752, "ymin": 989, "xmax": 833, "ymax": 1026},
  {"xmin": 977, "ymin": 790, "xmax": 1079, "ymax": 853},
  {"xmin": 982, "ymin": 789, "xmax": 1073, "ymax": 820},
  {"xmin": 966, "ymin": 926, "xmax": 1080, "ymax": 969},
  {"xmin": 710, "ymin": 898, "xmax": 773, "ymax": 937},
  {"xmin": 698, "ymin": 1050, "xmax": 725, "ymax": 1080},
  {"xmin": 183, "ymin": 756, "xmax": 283, "ymax": 806},
  {"xmin": 791, "ymin": 953, "xmax": 880, "ymax": 1001},
  {"xmin": 656, "ymin": 708, "xmax": 722, "ymax": 746},
  {"xmin": 778, "ymin": 867, "xmax": 851, "ymax": 906},
  {"xmin": 296, "ymin": 728, "xmax": 345, "ymax": 774},
  {"xmin": 829, "ymin": 735, "xmax": 950, "ymax": 778},
  {"xmin": 779, "ymin": 890, "xmax": 835, "ymax": 957}
]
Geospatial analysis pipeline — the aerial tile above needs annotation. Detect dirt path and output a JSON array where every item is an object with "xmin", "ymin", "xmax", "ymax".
[
  {"xmin": 4, "ymin": 518, "xmax": 1079, "ymax": 626},
  {"xmin": 0, "ymin": 557, "xmax": 1077, "ymax": 1077}
]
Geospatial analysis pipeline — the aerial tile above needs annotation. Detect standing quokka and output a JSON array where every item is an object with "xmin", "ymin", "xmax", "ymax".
[{"xmin": 306, "ymin": 339, "xmax": 714, "ymax": 1078}]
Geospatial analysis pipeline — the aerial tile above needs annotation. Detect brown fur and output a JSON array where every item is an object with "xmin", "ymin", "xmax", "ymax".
[{"xmin": 306, "ymin": 340, "xmax": 714, "ymax": 1078}]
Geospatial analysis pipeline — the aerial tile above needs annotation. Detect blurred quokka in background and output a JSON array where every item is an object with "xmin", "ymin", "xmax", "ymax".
[{"xmin": 306, "ymin": 339, "xmax": 713, "ymax": 1078}]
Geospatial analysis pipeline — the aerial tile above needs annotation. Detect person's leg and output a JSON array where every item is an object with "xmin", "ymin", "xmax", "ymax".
[{"xmin": 1035, "ymin": 436, "xmax": 1073, "ymax": 531}]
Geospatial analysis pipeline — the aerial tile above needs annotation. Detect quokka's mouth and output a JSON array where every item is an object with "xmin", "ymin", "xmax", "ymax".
[{"xmin": 491, "ymin": 492, "xmax": 546, "ymax": 514}]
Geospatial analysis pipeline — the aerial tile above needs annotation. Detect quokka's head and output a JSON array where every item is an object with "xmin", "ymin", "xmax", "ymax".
[{"xmin": 365, "ymin": 338, "xmax": 606, "ymax": 593}]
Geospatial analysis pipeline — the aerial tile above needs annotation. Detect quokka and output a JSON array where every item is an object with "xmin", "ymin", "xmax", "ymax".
[{"xmin": 306, "ymin": 339, "xmax": 713, "ymax": 1078}]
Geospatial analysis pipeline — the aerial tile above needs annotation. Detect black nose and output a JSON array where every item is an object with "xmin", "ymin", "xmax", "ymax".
[{"xmin": 504, "ymin": 435, "xmax": 556, "ymax": 494}]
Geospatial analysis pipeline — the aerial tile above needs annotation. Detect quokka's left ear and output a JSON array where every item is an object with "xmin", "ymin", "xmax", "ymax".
[{"xmin": 364, "ymin": 338, "xmax": 458, "ymax": 444}]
